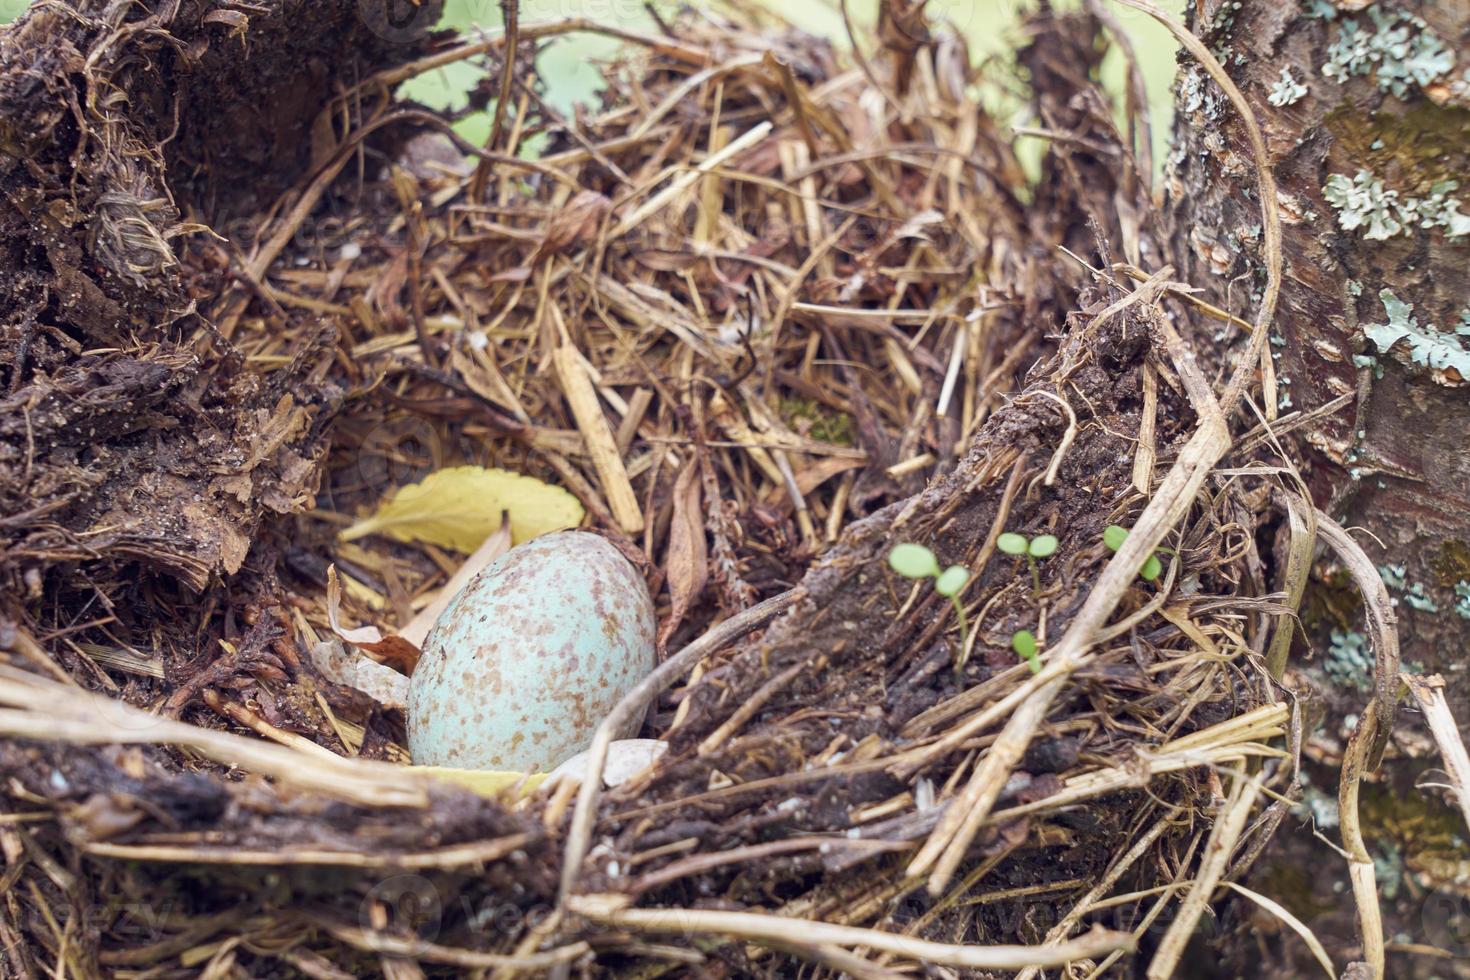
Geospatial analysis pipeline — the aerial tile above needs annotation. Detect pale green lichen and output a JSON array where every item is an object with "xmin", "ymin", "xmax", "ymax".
[
  {"xmin": 1323, "ymin": 6, "xmax": 1456, "ymax": 98},
  {"xmin": 1268, "ymin": 68, "xmax": 1308, "ymax": 106},
  {"xmin": 1323, "ymin": 170, "xmax": 1470, "ymax": 241},
  {"xmin": 1209, "ymin": 0, "xmax": 1242, "ymax": 60},
  {"xmin": 1178, "ymin": 66, "xmax": 1224, "ymax": 120},
  {"xmin": 1404, "ymin": 582, "xmax": 1439, "ymax": 613},
  {"xmin": 1374, "ymin": 839, "xmax": 1405, "ymax": 900},
  {"xmin": 1326, "ymin": 629, "xmax": 1373, "ymax": 692},
  {"xmin": 1364, "ymin": 289, "xmax": 1470, "ymax": 377},
  {"xmin": 1400, "ymin": 183, "xmax": 1470, "ymax": 236},
  {"xmin": 1454, "ymin": 581, "xmax": 1470, "ymax": 620},
  {"xmin": 1294, "ymin": 774, "xmax": 1341, "ymax": 829},
  {"xmin": 1380, "ymin": 559, "xmax": 1447, "ymax": 615},
  {"xmin": 1379, "ymin": 563, "xmax": 1408, "ymax": 590},
  {"xmin": 1324, "ymin": 171, "xmax": 1403, "ymax": 240}
]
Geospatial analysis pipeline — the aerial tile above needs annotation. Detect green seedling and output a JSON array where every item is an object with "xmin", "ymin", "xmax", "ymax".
[
  {"xmin": 1103, "ymin": 524, "xmax": 1163, "ymax": 581},
  {"xmin": 997, "ymin": 531, "xmax": 1058, "ymax": 593},
  {"xmin": 1011, "ymin": 629, "xmax": 1041, "ymax": 673},
  {"xmin": 890, "ymin": 543, "xmax": 972, "ymax": 647}
]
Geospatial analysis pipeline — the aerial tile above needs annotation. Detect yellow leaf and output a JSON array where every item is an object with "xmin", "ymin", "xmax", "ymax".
[
  {"xmin": 410, "ymin": 766, "xmax": 548, "ymax": 799},
  {"xmin": 340, "ymin": 465, "xmax": 584, "ymax": 551}
]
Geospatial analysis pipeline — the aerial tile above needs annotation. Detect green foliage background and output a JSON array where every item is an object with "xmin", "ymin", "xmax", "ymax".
[{"xmin": 0, "ymin": 1, "xmax": 1184, "ymax": 169}]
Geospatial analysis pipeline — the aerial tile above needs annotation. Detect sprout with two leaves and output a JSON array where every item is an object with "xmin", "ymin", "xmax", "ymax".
[
  {"xmin": 1103, "ymin": 524, "xmax": 1163, "ymax": 581},
  {"xmin": 1010, "ymin": 629, "xmax": 1042, "ymax": 673},
  {"xmin": 889, "ymin": 543, "xmax": 972, "ymax": 648},
  {"xmin": 997, "ymin": 531, "xmax": 1058, "ymax": 593}
]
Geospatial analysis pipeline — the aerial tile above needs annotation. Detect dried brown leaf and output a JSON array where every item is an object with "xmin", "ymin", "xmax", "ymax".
[
  {"xmin": 659, "ymin": 459, "xmax": 707, "ymax": 649},
  {"xmin": 325, "ymin": 565, "xmax": 421, "ymax": 674},
  {"xmin": 534, "ymin": 189, "xmax": 612, "ymax": 260}
]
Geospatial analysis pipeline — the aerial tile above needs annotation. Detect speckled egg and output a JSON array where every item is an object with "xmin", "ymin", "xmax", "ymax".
[{"xmin": 407, "ymin": 531, "xmax": 656, "ymax": 772}]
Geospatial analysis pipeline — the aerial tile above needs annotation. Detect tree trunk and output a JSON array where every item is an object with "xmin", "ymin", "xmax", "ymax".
[{"xmin": 1167, "ymin": 0, "xmax": 1470, "ymax": 974}]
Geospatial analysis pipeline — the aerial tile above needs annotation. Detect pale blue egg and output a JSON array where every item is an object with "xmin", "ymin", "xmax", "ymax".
[{"xmin": 408, "ymin": 531, "xmax": 656, "ymax": 772}]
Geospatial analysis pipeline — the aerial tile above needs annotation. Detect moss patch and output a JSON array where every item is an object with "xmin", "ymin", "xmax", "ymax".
[
  {"xmin": 1328, "ymin": 103, "xmax": 1470, "ymax": 192},
  {"xmin": 1253, "ymin": 862, "xmax": 1339, "ymax": 921},
  {"xmin": 1300, "ymin": 567, "xmax": 1365, "ymax": 638},
  {"xmin": 1431, "ymin": 540, "xmax": 1470, "ymax": 588},
  {"xmin": 1359, "ymin": 782, "xmax": 1470, "ymax": 895},
  {"xmin": 779, "ymin": 398, "xmax": 855, "ymax": 446}
]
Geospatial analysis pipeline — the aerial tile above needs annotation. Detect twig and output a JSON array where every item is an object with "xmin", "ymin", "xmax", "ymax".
[
  {"xmin": 321, "ymin": 922, "xmax": 588, "ymax": 969},
  {"xmin": 1015, "ymin": 809, "xmax": 1178, "ymax": 980},
  {"xmin": 1402, "ymin": 673, "xmax": 1470, "ymax": 837},
  {"xmin": 566, "ymin": 896, "xmax": 1133, "ymax": 970},
  {"xmin": 0, "ymin": 665, "xmax": 427, "ymax": 808},
  {"xmin": 86, "ymin": 834, "xmax": 532, "ymax": 869},
  {"xmin": 609, "ymin": 121, "xmax": 773, "ymax": 238},
  {"xmin": 1317, "ymin": 512, "xmax": 1401, "ymax": 980}
]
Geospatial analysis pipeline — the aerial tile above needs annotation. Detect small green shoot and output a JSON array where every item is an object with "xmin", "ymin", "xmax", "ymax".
[
  {"xmin": 1011, "ymin": 629, "xmax": 1041, "ymax": 673},
  {"xmin": 935, "ymin": 565, "xmax": 970, "ymax": 596},
  {"xmin": 890, "ymin": 543, "xmax": 972, "ymax": 649},
  {"xmin": 889, "ymin": 542, "xmax": 940, "ymax": 579},
  {"xmin": 1104, "ymin": 524, "xmax": 1163, "ymax": 582},
  {"xmin": 997, "ymin": 531, "xmax": 1057, "ymax": 592}
]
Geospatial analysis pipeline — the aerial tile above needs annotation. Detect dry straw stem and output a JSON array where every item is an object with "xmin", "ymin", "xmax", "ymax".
[
  {"xmin": 1265, "ymin": 491, "xmax": 1315, "ymax": 680},
  {"xmin": 321, "ymin": 923, "xmax": 589, "ymax": 970},
  {"xmin": 1317, "ymin": 513, "xmax": 1402, "ymax": 980},
  {"xmin": 566, "ymin": 895, "xmax": 1133, "ymax": 970},
  {"xmin": 84, "ymin": 834, "xmax": 532, "ymax": 869},
  {"xmin": 553, "ymin": 344, "xmax": 644, "ymax": 533},
  {"xmin": 608, "ymin": 120, "xmax": 773, "ymax": 238},
  {"xmin": 887, "ymin": 704, "xmax": 1287, "ymax": 850},
  {"xmin": 0, "ymin": 664, "xmax": 428, "ymax": 809},
  {"xmin": 999, "ymin": 705, "xmax": 1287, "ymax": 820},
  {"xmin": 1132, "ymin": 360, "xmax": 1158, "ymax": 493},
  {"xmin": 1088, "ymin": 835, "xmax": 1207, "ymax": 978},
  {"xmin": 1402, "ymin": 673, "xmax": 1470, "ymax": 836},
  {"xmin": 359, "ymin": 17, "xmax": 711, "ymax": 93}
]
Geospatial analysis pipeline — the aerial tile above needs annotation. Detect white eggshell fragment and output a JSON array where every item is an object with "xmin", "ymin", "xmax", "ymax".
[
  {"xmin": 408, "ymin": 531, "xmax": 656, "ymax": 772},
  {"xmin": 544, "ymin": 739, "xmax": 670, "ymax": 789}
]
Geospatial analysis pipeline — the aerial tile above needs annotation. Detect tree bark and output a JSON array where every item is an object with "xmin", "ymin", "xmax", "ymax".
[{"xmin": 1167, "ymin": 0, "xmax": 1470, "ymax": 974}]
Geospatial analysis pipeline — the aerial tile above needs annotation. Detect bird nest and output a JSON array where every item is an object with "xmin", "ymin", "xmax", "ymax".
[{"xmin": 0, "ymin": 1, "xmax": 1360, "ymax": 976}]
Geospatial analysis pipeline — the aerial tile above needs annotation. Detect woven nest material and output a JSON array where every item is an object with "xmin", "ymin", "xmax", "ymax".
[{"xmin": 0, "ymin": 1, "xmax": 1333, "ymax": 976}]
